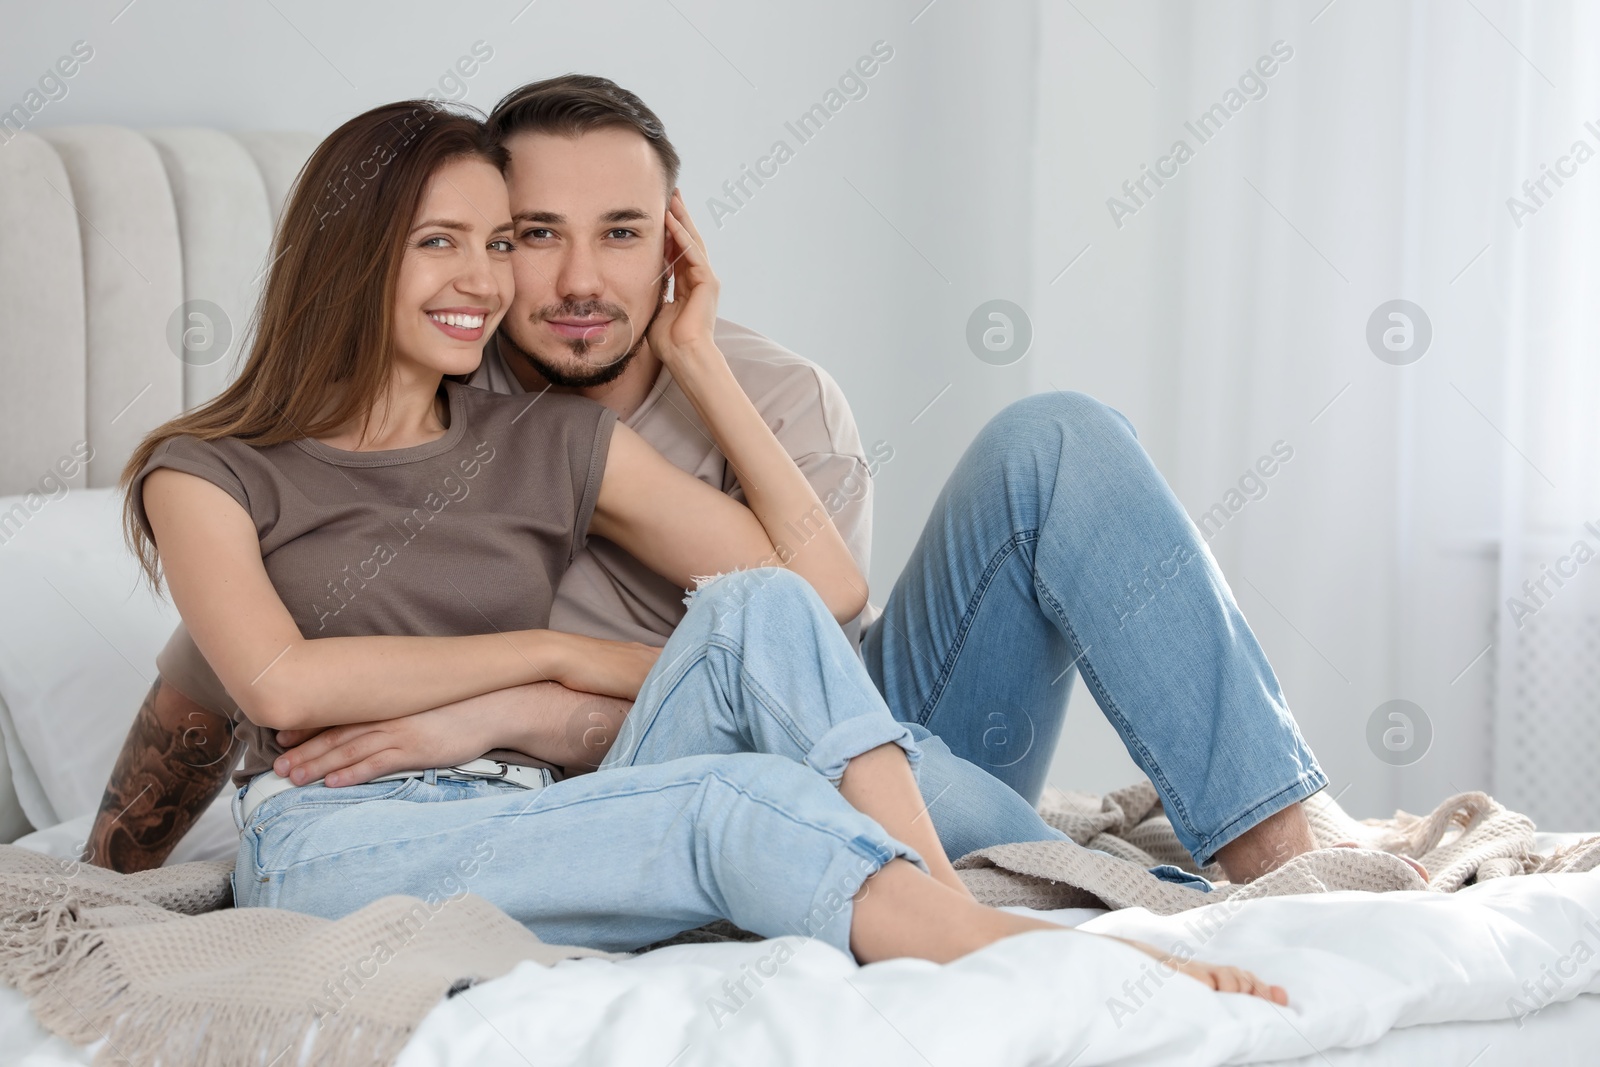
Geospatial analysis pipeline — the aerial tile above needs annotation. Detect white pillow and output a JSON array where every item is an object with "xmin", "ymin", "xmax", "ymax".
[
  {"xmin": 0, "ymin": 707, "xmax": 34, "ymax": 843},
  {"xmin": 0, "ymin": 486, "xmax": 238, "ymax": 863}
]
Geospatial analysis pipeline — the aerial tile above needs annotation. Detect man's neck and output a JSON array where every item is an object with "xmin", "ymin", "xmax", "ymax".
[{"xmin": 503, "ymin": 339, "xmax": 664, "ymax": 421}]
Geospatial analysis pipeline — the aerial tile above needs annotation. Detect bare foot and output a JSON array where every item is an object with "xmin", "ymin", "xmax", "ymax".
[
  {"xmin": 1115, "ymin": 937, "xmax": 1290, "ymax": 1005},
  {"xmin": 1332, "ymin": 841, "xmax": 1428, "ymax": 882}
]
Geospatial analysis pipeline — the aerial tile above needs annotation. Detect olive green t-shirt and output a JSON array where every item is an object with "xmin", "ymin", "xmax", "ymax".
[{"xmin": 132, "ymin": 380, "xmax": 616, "ymax": 786}]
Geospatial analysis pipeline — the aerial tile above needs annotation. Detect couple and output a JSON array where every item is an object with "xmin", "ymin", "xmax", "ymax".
[{"xmin": 98, "ymin": 75, "xmax": 1326, "ymax": 1001}]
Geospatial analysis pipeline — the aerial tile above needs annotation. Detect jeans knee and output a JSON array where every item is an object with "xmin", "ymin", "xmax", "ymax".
[
  {"xmin": 998, "ymin": 390, "xmax": 1135, "ymax": 444},
  {"xmin": 968, "ymin": 391, "xmax": 1140, "ymax": 490},
  {"xmin": 688, "ymin": 566, "xmax": 828, "ymax": 630}
]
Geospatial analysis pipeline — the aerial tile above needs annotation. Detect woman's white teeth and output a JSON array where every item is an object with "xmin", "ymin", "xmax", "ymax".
[{"xmin": 429, "ymin": 312, "xmax": 484, "ymax": 329}]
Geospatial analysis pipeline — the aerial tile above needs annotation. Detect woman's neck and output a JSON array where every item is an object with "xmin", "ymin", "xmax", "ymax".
[{"xmin": 315, "ymin": 369, "xmax": 449, "ymax": 452}]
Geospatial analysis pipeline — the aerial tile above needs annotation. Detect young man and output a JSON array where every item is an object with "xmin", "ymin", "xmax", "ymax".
[{"xmin": 88, "ymin": 76, "xmax": 1326, "ymax": 885}]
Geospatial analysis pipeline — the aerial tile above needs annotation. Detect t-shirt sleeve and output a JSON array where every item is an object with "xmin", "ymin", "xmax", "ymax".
[
  {"xmin": 570, "ymin": 404, "xmax": 618, "ymax": 563},
  {"xmin": 131, "ymin": 435, "xmax": 252, "ymax": 545}
]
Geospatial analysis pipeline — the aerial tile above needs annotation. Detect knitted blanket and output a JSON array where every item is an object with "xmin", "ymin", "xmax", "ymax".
[
  {"xmin": 2, "ymin": 785, "xmax": 1595, "ymax": 1067},
  {"xmin": 957, "ymin": 783, "xmax": 1600, "ymax": 912},
  {"xmin": 0, "ymin": 847, "xmax": 614, "ymax": 1067}
]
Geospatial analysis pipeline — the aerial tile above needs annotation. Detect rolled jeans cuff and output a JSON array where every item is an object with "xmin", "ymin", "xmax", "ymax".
[
  {"xmin": 804, "ymin": 716, "xmax": 923, "ymax": 786},
  {"xmin": 801, "ymin": 831, "xmax": 927, "ymax": 956}
]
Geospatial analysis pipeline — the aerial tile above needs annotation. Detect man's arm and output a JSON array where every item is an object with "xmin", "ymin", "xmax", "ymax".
[{"xmin": 84, "ymin": 675, "xmax": 237, "ymax": 873}]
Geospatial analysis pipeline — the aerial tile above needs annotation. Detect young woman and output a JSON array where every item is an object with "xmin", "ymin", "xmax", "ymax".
[{"xmin": 123, "ymin": 99, "xmax": 1286, "ymax": 1001}]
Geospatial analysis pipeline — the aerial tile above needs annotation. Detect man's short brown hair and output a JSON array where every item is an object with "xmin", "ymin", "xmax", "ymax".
[{"xmin": 487, "ymin": 74, "xmax": 680, "ymax": 190}]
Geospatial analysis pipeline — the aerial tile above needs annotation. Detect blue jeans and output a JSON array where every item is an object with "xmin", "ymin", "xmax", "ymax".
[
  {"xmin": 863, "ymin": 392, "xmax": 1327, "ymax": 867},
  {"xmin": 232, "ymin": 570, "xmax": 931, "ymax": 957}
]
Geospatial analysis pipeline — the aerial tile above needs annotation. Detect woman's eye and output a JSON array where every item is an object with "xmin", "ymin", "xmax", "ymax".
[
  {"xmin": 420, "ymin": 235, "xmax": 451, "ymax": 249},
  {"xmin": 489, "ymin": 238, "xmax": 515, "ymax": 253}
]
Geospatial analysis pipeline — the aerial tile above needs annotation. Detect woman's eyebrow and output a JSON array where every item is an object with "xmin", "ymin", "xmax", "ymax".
[{"xmin": 410, "ymin": 218, "xmax": 515, "ymax": 235}]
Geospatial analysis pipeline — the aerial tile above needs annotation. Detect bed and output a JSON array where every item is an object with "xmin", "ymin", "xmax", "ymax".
[{"xmin": 1, "ymin": 126, "xmax": 1596, "ymax": 1066}]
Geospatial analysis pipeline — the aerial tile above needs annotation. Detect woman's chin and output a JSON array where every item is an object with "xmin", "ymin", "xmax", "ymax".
[
  {"xmin": 401, "ymin": 347, "xmax": 486, "ymax": 379},
  {"xmin": 438, "ymin": 352, "xmax": 485, "ymax": 377}
]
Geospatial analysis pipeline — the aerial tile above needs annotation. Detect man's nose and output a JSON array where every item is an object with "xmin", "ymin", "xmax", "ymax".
[{"xmin": 555, "ymin": 241, "xmax": 604, "ymax": 302}]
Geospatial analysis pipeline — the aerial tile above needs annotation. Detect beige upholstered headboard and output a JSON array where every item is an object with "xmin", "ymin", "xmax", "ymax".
[{"xmin": 0, "ymin": 128, "xmax": 319, "ymax": 496}]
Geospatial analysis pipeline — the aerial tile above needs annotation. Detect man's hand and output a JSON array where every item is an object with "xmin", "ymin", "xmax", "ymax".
[
  {"xmin": 274, "ymin": 681, "xmax": 634, "ymax": 786},
  {"xmin": 549, "ymin": 634, "xmax": 661, "ymax": 701},
  {"xmin": 646, "ymin": 189, "xmax": 720, "ymax": 369}
]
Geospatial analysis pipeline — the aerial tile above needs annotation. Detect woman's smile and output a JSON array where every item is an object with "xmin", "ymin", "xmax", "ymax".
[{"xmin": 426, "ymin": 307, "xmax": 490, "ymax": 341}]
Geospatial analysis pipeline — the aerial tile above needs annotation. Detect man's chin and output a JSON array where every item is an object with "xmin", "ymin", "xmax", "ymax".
[{"xmin": 506, "ymin": 336, "xmax": 638, "ymax": 388}]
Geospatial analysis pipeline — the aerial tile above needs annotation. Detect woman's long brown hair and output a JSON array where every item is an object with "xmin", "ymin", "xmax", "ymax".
[{"xmin": 121, "ymin": 100, "xmax": 507, "ymax": 587}]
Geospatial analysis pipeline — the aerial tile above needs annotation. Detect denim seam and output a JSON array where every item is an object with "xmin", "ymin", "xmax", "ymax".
[
  {"xmin": 613, "ymin": 647, "xmax": 716, "ymax": 766},
  {"xmin": 916, "ymin": 530, "xmax": 1034, "ymax": 728},
  {"xmin": 706, "ymin": 636, "xmax": 817, "ymax": 758}
]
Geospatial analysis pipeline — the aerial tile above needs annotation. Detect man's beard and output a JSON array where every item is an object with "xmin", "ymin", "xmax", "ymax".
[{"xmin": 498, "ymin": 284, "xmax": 667, "ymax": 389}]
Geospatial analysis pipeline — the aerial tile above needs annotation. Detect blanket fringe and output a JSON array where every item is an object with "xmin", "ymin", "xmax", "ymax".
[{"xmin": 2, "ymin": 894, "xmax": 412, "ymax": 1067}]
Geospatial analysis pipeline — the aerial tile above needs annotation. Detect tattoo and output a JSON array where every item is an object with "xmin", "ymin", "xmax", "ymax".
[{"xmin": 84, "ymin": 676, "xmax": 238, "ymax": 873}]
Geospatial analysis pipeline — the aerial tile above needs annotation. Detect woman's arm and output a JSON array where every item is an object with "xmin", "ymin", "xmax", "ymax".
[
  {"xmin": 588, "ymin": 192, "xmax": 867, "ymax": 624},
  {"xmin": 144, "ymin": 468, "xmax": 657, "ymax": 731},
  {"xmin": 270, "ymin": 680, "xmax": 632, "ymax": 786}
]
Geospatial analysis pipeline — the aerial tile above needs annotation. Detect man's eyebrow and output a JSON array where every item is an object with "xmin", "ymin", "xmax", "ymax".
[
  {"xmin": 410, "ymin": 217, "xmax": 514, "ymax": 235},
  {"xmin": 511, "ymin": 208, "xmax": 654, "ymax": 226}
]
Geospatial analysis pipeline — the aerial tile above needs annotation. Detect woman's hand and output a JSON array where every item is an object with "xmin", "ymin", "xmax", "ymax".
[
  {"xmin": 646, "ymin": 190, "xmax": 720, "ymax": 369},
  {"xmin": 273, "ymin": 705, "xmax": 496, "ymax": 787},
  {"xmin": 1113, "ymin": 936, "xmax": 1289, "ymax": 1005}
]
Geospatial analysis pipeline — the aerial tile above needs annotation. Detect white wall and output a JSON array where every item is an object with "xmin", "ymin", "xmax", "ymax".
[{"xmin": 1029, "ymin": 1, "xmax": 1600, "ymax": 824}]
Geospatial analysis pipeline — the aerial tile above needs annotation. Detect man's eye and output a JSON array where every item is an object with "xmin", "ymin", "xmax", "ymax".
[
  {"xmin": 520, "ymin": 228, "xmax": 553, "ymax": 241},
  {"xmin": 607, "ymin": 229, "xmax": 637, "ymax": 240}
]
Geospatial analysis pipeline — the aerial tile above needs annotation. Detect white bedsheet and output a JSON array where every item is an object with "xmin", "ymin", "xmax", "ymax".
[
  {"xmin": 385, "ymin": 874, "xmax": 1599, "ymax": 1066},
  {"xmin": 5, "ymin": 821, "xmax": 1597, "ymax": 1065},
  {"xmin": 6, "ymin": 875, "xmax": 1597, "ymax": 1065}
]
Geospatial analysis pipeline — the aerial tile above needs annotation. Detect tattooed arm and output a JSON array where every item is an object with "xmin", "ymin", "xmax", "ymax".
[{"xmin": 83, "ymin": 675, "xmax": 238, "ymax": 873}]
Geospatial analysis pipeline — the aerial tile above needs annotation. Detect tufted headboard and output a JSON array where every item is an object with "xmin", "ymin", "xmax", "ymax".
[{"xmin": 0, "ymin": 127, "xmax": 319, "ymax": 496}]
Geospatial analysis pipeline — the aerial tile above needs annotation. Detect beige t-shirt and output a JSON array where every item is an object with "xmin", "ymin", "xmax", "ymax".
[
  {"xmin": 153, "ymin": 318, "xmax": 880, "ymax": 768},
  {"xmin": 137, "ymin": 382, "xmax": 616, "ymax": 785}
]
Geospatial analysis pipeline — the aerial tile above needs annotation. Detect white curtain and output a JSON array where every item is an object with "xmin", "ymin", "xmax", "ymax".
[{"xmin": 1029, "ymin": 0, "xmax": 1600, "ymax": 826}]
